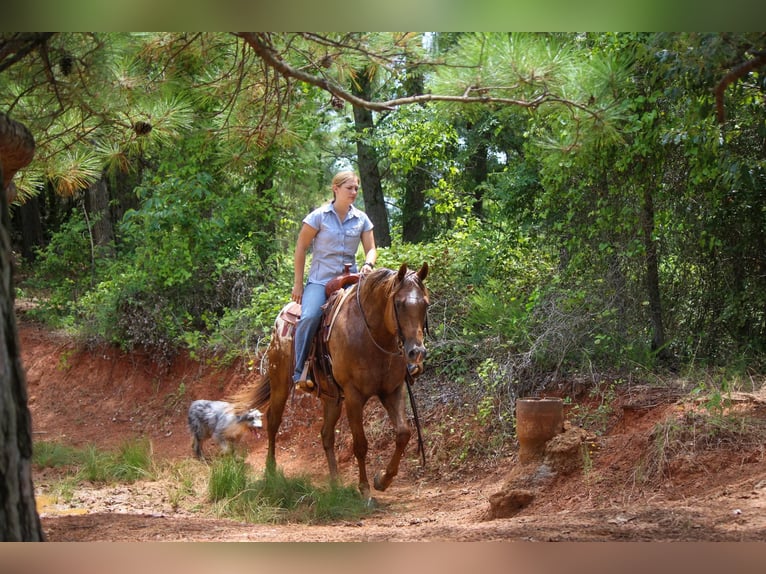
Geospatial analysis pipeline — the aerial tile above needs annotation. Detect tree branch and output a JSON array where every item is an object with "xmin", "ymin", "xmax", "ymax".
[
  {"xmin": 235, "ymin": 32, "xmax": 595, "ymax": 115},
  {"xmin": 714, "ymin": 51, "xmax": 766, "ymax": 124},
  {"xmin": 0, "ymin": 33, "xmax": 56, "ymax": 74}
]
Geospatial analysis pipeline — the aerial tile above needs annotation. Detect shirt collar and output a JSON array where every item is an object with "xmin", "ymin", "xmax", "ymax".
[{"xmin": 322, "ymin": 201, "xmax": 359, "ymax": 219}]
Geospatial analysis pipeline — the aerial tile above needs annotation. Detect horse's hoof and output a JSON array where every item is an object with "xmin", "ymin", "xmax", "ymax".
[{"xmin": 373, "ymin": 470, "xmax": 391, "ymax": 492}]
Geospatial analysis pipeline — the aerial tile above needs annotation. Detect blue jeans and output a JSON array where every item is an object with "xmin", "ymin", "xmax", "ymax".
[{"xmin": 292, "ymin": 282, "xmax": 327, "ymax": 382}]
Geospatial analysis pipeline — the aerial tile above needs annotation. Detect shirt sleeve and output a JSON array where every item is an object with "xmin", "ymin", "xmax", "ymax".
[
  {"xmin": 303, "ymin": 207, "xmax": 323, "ymax": 230},
  {"xmin": 361, "ymin": 212, "xmax": 374, "ymax": 232}
]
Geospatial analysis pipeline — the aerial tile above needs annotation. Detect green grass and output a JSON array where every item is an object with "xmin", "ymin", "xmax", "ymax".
[
  {"xmin": 208, "ymin": 454, "xmax": 375, "ymax": 524},
  {"xmin": 32, "ymin": 440, "xmax": 85, "ymax": 468},
  {"xmin": 34, "ymin": 437, "xmax": 156, "ymax": 483}
]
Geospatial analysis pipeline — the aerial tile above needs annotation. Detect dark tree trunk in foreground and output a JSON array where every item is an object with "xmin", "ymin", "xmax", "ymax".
[{"xmin": 0, "ymin": 112, "xmax": 45, "ymax": 541}]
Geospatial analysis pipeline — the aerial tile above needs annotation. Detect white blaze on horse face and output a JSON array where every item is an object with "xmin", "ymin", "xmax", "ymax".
[{"xmin": 404, "ymin": 291, "xmax": 421, "ymax": 305}]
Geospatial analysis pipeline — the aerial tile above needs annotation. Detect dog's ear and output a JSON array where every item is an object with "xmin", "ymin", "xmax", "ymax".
[{"xmin": 251, "ymin": 410, "xmax": 264, "ymax": 427}]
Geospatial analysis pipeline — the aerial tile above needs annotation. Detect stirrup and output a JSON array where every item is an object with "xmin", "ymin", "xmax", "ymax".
[
  {"xmin": 294, "ymin": 379, "xmax": 316, "ymax": 393},
  {"xmin": 294, "ymin": 359, "xmax": 315, "ymax": 393}
]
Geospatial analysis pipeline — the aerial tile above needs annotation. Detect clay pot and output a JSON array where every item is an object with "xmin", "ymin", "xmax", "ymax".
[{"xmin": 515, "ymin": 397, "xmax": 564, "ymax": 464}]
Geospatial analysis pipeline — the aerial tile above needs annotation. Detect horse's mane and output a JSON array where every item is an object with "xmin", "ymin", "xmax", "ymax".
[
  {"xmin": 360, "ymin": 267, "xmax": 397, "ymax": 297},
  {"xmin": 360, "ymin": 265, "xmax": 428, "ymax": 299}
]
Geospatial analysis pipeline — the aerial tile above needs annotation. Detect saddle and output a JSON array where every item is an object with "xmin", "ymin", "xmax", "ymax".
[{"xmin": 275, "ymin": 269, "xmax": 361, "ymax": 400}]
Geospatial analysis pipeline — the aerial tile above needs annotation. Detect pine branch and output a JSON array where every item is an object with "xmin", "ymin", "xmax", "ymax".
[{"xmin": 235, "ymin": 32, "xmax": 598, "ymax": 117}]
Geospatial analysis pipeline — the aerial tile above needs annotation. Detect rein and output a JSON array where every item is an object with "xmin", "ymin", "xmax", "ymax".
[
  {"xmin": 355, "ymin": 277, "xmax": 404, "ymax": 357},
  {"xmin": 405, "ymin": 369, "xmax": 427, "ymax": 466}
]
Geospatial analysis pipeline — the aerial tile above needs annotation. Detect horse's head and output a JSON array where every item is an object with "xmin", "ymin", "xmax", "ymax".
[{"xmin": 392, "ymin": 262, "xmax": 430, "ymax": 372}]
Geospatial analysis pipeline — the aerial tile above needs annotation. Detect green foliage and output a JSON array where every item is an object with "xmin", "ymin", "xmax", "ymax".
[
  {"xmin": 208, "ymin": 456, "xmax": 373, "ymax": 524},
  {"xmin": 17, "ymin": 32, "xmax": 766, "ymax": 391},
  {"xmin": 380, "ymin": 223, "xmax": 555, "ymax": 385},
  {"xmin": 24, "ymin": 209, "xmax": 98, "ymax": 327}
]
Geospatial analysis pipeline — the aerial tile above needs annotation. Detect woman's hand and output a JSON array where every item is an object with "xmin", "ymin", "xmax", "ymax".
[{"xmin": 291, "ymin": 283, "xmax": 304, "ymax": 303}]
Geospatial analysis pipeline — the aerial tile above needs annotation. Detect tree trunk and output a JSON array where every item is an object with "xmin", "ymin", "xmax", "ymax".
[
  {"xmin": 402, "ymin": 169, "xmax": 428, "ymax": 244},
  {"xmin": 85, "ymin": 177, "xmax": 114, "ymax": 255},
  {"xmin": 0, "ymin": 112, "xmax": 45, "ymax": 541},
  {"xmin": 467, "ymin": 132, "xmax": 489, "ymax": 217},
  {"xmin": 401, "ymin": 70, "xmax": 427, "ymax": 244},
  {"xmin": 12, "ymin": 193, "xmax": 44, "ymax": 262},
  {"xmin": 351, "ymin": 68, "xmax": 391, "ymax": 248},
  {"xmin": 253, "ymin": 148, "xmax": 279, "ymax": 263},
  {"xmin": 640, "ymin": 184, "xmax": 668, "ymax": 359}
]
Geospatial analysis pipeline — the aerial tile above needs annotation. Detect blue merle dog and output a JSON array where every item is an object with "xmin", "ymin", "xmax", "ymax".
[{"xmin": 187, "ymin": 400, "xmax": 263, "ymax": 459}]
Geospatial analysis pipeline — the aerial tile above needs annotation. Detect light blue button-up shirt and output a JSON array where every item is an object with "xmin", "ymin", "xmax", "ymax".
[{"xmin": 304, "ymin": 202, "xmax": 374, "ymax": 285}]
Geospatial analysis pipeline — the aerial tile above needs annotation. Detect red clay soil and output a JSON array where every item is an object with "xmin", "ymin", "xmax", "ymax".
[{"xmin": 18, "ymin": 318, "xmax": 766, "ymax": 542}]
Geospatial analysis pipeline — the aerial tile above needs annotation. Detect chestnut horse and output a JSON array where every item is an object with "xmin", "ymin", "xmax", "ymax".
[{"xmin": 234, "ymin": 262, "xmax": 429, "ymax": 498}]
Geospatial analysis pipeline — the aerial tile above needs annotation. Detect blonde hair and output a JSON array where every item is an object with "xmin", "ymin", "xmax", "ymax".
[{"xmin": 332, "ymin": 170, "xmax": 359, "ymax": 190}]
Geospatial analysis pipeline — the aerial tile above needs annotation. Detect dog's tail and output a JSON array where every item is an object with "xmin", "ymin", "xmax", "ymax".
[{"xmin": 228, "ymin": 371, "xmax": 271, "ymax": 413}]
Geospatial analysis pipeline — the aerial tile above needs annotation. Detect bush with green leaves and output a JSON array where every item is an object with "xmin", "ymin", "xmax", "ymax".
[{"xmin": 24, "ymin": 208, "xmax": 105, "ymax": 328}]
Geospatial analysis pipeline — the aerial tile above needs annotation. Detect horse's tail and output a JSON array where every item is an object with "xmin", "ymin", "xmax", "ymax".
[{"xmin": 228, "ymin": 371, "xmax": 271, "ymax": 413}]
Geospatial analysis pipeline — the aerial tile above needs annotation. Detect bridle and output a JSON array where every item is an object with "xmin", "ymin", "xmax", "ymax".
[{"xmin": 355, "ymin": 270, "xmax": 428, "ymax": 357}]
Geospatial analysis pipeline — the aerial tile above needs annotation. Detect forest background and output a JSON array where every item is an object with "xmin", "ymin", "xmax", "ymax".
[
  {"xmin": 2, "ymin": 30, "xmax": 766, "ymax": 542},
  {"xmin": 7, "ymin": 32, "xmax": 766, "ymax": 392}
]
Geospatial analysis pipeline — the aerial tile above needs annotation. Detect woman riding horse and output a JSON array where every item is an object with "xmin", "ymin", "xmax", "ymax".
[{"xmin": 234, "ymin": 261, "xmax": 430, "ymax": 499}]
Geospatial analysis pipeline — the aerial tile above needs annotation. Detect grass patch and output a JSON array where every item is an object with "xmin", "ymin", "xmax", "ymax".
[
  {"xmin": 34, "ymin": 437, "xmax": 156, "ymax": 483},
  {"xmin": 81, "ymin": 438, "xmax": 156, "ymax": 483},
  {"xmin": 33, "ymin": 441, "xmax": 85, "ymax": 468},
  {"xmin": 208, "ymin": 454, "xmax": 374, "ymax": 524}
]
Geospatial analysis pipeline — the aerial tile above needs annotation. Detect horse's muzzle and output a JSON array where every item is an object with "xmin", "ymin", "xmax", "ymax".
[{"xmin": 406, "ymin": 344, "xmax": 427, "ymax": 365}]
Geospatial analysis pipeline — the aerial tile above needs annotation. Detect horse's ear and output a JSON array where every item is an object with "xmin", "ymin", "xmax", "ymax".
[
  {"xmin": 417, "ymin": 262, "xmax": 429, "ymax": 282},
  {"xmin": 397, "ymin": 263, "xmax": 408, "ymax": 282}
]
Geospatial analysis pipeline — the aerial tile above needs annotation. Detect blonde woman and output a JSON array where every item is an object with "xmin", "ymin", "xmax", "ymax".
[{"xmin": 291, "ymin": 171, "xmax": 377, "ymax": 392}]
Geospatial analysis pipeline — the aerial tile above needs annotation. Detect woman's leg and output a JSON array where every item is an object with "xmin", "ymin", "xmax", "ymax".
[{"xmin": 292, "ymin": 282, "xmax": 327, "ymax": 383}]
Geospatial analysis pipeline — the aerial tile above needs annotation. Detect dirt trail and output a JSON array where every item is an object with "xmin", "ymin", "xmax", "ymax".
[{"xmin": 19, "ymin": 319, "xmax": 766, "ymax": 541}]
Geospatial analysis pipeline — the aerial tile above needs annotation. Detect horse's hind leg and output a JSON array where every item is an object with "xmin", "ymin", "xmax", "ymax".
[
  {"xmin": 373, "ymin": 388, "xmax": 411, "ymax": 492},
  {"xmin": 265, "ymin": 378, "xmax": 289, "ymax": 473}
]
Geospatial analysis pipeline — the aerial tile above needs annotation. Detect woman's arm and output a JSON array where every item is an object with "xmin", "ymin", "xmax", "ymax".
[
  {"xmin": 360, "ymin": 229, "xmax": 377, "ymax": 272},
  {"xmin": 292, "ymin": 223, "xmax": 318, "ymax": 303}
]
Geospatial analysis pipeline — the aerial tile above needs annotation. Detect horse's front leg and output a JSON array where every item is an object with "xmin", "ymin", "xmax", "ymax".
[
  {"xmin": 320, "ymin": 397, "xmax": 343, "ymax": 484},
  {"xmin": 343, "ymin": 392, "xmax": 371, "ymax": 499},
  {"xmin": 373, "ymin": 387, "xmax": 411, "ymax": 492}
]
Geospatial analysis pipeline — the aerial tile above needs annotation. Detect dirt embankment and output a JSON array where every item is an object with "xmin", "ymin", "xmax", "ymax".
[{"xmin": 18, "ymin": 319, "xmax": 766, "ymax": 542}]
